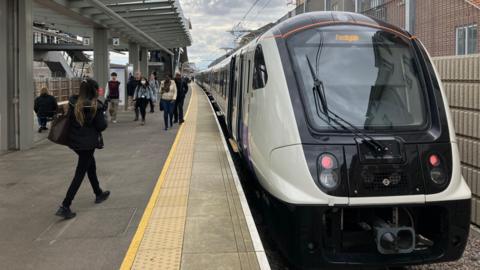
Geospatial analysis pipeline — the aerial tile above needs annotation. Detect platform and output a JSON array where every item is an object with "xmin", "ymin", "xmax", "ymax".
[
  {"xmin": 121, "ymin": 84, "xmax": 267, "ymax": 270},
  {"xmin": 0, "ymin": 85, "xmax": 267, "ymax": 270}
]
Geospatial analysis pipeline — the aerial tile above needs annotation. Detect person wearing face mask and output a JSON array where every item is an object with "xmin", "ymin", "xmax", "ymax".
[
  {"xmin": 133, "ymin": 77, "xmax": 153, "ymax": 125},
  {"xmin": 148, "ymin": 72, "xmax": 159, "ymax": 113},
  {"xmin": 160, "ymin": 75, "xmax": 177, "ymax": 130}
]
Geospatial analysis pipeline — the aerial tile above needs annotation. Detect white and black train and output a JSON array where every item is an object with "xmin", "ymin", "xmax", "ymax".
[{"xmin": 197, "ymin": 12, "xmax": 471, "ymax": 269}]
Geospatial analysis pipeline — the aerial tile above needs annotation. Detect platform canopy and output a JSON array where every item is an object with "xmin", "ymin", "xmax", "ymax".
[{"xmin": 33, "ymin": 0, "xmax": 192, "ymax": 55}]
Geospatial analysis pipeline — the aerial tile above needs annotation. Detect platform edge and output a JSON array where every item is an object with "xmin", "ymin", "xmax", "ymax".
[{"xmin": 201, "ymin": 87, "xmax": 271, "ymax": 270}]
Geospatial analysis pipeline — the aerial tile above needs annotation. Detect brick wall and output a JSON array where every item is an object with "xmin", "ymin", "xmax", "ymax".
[
  {"xmin": 360, "ymin": 0, "xmax": 479, "ymax": 57},
  {"xmin": 415, "ymin": 0, "xmax": 480, "ymax": 57},
  {"xmin": 433, "ymin": 54, "xmax": 480, "ymax": 226}
]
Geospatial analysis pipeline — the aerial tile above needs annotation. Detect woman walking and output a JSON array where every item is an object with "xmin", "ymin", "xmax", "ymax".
[
  {"xmin": 56, "ymin": 79, "xmax": 110, "ymax": 219},
  {"xmin": 133, "ymin": 77, "xmax": 154, "ymax": 125},
  {"xmin": 160, "ymin": 75, "xmax": 177, "ymax": 130},
  {"xmin": 148, "ymin": 73, "xmax": 159, "ymax": 113}
]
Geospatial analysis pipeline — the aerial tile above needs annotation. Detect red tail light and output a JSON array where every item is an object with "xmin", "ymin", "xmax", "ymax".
[
  {"xmin": 321, "ymin": 155, "xmax": 334, "ymax": 169},
  {"xmin": 429, "ymin": 154, "xmax": 440, "ymax": 167},
  {"xmin": 427, "ymin": 154, "xmax": 446, "ymax": 185}
]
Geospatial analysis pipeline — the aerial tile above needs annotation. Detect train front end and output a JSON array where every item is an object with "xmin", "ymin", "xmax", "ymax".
[{"xmin": 262, "ymin": 12, "xmax": 472, "ymax": 268}]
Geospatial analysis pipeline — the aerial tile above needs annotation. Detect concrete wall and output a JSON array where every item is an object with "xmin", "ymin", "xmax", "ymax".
[{"xmin": 433, "ymin": 54, "xmax": 480, "ymax": 226}]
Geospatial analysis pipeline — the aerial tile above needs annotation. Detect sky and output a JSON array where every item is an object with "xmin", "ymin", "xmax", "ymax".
[{"xmin": 110, "ymin": 0, "xmax": 293, "ymax": 70}]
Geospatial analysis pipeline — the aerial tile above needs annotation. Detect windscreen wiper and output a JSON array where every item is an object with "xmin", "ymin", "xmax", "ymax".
[
  {"xmin": 306, "ymin": 55, "xmax": 388, "ymax": 154},
  {"xmin": 306, "ymin": 56, "xmax": 330, "ymax": 121}
]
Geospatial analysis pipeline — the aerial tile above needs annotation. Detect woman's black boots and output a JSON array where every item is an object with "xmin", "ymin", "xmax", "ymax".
[
  {"xmin": 95, "ymin": 190, "xmax": 111, "ymax": 204},
  {"xmin": 55, "ymin": 206, "xmax": 76, "ymax": 219}
]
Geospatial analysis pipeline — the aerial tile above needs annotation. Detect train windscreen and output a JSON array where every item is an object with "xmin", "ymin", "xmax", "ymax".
[{"xmin": 287, "ymin": 25, "xmax": 428, "ymax": 131}]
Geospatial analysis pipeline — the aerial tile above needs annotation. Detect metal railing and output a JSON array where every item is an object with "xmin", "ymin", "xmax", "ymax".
[{"xmin": 360, "ymin": 0, "xmax": 406, "ymax": 30}]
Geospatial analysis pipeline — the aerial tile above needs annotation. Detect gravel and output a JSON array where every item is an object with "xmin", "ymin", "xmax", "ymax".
[{"xmin": 409, "ymin": 230, "xmax": 480, "ymax": 270}]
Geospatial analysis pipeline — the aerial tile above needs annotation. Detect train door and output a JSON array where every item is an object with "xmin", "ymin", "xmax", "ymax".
[
  {"xmin": 242, "ymin": 56, "xmax": 252, "ymax": 154},
  {"xmin": 236, "ymin": 54, "xmax": 245, "ymax": 147},
  {"xmin": 226, "ymin": 56, "xmax": 236, "ymax": 135},
  {"xmin": 231, "ymin": 55, "xmax": 242, "ymax": 140}
]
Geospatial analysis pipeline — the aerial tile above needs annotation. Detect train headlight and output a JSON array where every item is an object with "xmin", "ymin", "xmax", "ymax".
[
  {"xmin": 319, "ymin": 171, "xmax": 340, "ymax": 190},
  {"xmin": 427, "ymin": 154, "xmax": 447, "ymax": 186},
  {"xmin": 430, "ymin": 167, "xmax": 447, "ymax": 185},
  {"xmin": 318, "ymin": 154, "xmax": 340, "ymax": 191}
]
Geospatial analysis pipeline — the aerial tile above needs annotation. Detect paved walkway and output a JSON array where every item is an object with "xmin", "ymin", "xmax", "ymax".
[
  {"xmin": 0, "ymin": 94, "xmax": 189, "ymax": 270},
  {"xmin": 1, "ymin": 86, "xmax": 267, "ymax": 270},
  {"xmin": 121, "ymin": 85, "xmax": 267, "ymax": 270}
]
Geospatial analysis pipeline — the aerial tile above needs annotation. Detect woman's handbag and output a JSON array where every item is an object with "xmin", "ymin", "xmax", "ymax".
[
  {"xmin": 48, "ymin": 112, "xmax": 70, "ymax": 146},
  {"xmin": 159, "ymin": 100, "xmax": 164, "ymax": 111}
]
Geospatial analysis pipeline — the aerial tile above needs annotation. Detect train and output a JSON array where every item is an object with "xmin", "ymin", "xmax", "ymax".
[{"xmin": 196, "ymin": 12, "xmax": 471, "ymax": 269}]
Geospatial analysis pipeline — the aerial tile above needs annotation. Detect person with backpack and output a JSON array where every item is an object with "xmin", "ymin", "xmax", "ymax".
[
  {"xmin": 160, "ymin": 75, "xmax": 177, "ymax": 130},
  {"xmin": 105, "ymin": 72, "xmax": 121, "ymax": 123},
  {"xmin": 34, "ymin": 87, "xmax": 58, "ymax": 133},
  {"xmin": 55, "ymin": 79, "xmax": 110, "ymax": 219},
  {"xmin": 133, "ymin": 76, "xmax": 154, "ymax": 126}
]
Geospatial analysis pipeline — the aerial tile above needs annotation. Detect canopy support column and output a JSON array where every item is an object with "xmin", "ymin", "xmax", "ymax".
[
  {"xmin": 94, "ymin": 28, "xmax": 110, "ymax": 89},
  {"xmin": 128, "ymin": 42, "xmax": 140, "ymax": 73},
  {"xmin": 139, "ymin": 47, "xmax": 148, "ymax": 77},
  {"xmin": 0, "ymin": 0, "xmax": 34, "ymax": 151}
]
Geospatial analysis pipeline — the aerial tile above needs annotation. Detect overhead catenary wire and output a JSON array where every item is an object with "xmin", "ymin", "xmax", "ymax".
[
  {"xmin": 234, "ymin": 0, "xmax": 263, "ymax": 30},
  {"xmin": 253, "ymin": 0, "xmax": 273, "ymax": 20}
]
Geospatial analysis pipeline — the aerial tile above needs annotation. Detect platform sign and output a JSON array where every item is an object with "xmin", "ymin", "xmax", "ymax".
[
  {"xmin": 112, "ymin": 38, "xmax": 120, "ymax": 46},
  {"xmin": 83, "ymin": 37, "xmax": 90, "ymax": 46}
]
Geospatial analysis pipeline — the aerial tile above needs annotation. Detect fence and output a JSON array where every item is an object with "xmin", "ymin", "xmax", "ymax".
[
  {"xmin": 433, "ymin": 54, "xmax": 480, "ymax": 227},
  {"xmin": 34, "ymin": 78, "xmax": 81, "ymax": 102},
  {"xmin": 360, "ymin": 0, "xmax": 406, "ymax": 30}
]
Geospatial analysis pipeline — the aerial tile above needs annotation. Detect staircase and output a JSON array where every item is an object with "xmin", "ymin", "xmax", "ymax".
[{"xmin": 33, "ymin": 50, "xmax": 91, "ymax": 78}]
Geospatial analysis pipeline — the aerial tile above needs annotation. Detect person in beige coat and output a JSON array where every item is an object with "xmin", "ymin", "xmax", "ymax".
[{"xmin": 159, "ymin": 75, "xmax": 177, "ymax": 130}]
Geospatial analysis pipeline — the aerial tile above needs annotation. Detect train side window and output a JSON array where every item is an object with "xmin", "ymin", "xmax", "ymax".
[{"xmin": 253, "ymin": 45, "xmax": 268, "ymax": 89}]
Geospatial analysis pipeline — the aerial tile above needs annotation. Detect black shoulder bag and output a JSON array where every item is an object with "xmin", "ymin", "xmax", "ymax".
[{"xmin": 48, "ymin": 111, "xmax": 71, "ymax": 146}]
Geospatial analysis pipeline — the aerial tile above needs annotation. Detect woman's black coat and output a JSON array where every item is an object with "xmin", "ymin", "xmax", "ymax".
[
  {"xmin": 34, "ymin": 94, "xmax": 58, "ymax": 117},
  {"xmin": 67, "ymin": 96, "xmax": 107, "ymax": 150}
]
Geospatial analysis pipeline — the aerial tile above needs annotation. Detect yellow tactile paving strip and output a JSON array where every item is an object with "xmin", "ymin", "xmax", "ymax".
[{"xmin": 120, "ymin": 89, "xmax": 198, "ymax": 270}]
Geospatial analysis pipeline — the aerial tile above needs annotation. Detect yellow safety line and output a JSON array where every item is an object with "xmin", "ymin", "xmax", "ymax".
[{"xmin": 119, "ymin": 90, "xmax": 195, "ymax": 270}]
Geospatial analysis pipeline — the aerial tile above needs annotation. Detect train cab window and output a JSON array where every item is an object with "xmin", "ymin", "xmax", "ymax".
[
  {"xmin": 286, "ymin": 25, "xmax": 429, "ymax": 131},
  {"xmin": 253, "ymin": 45, "xmax": 268, "ymax": 89}
]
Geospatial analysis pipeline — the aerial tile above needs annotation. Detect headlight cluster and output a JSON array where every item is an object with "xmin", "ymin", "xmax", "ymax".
[
  {"xmin": 427, "ymin": 154, "xmax": 447, "ymax": 185},
  {"xmin": 318, "ymin": 153, "xmax": 341, "ymax": 191}
]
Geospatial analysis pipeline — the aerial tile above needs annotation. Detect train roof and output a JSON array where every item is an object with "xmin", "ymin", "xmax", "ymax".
[
  {"xmin": 200, "ymin": 11, "xmax": 412, "ymax": 73},
  {"xmin": 266, "ymin": 11, "xmax": 411, "ymax": 39}
]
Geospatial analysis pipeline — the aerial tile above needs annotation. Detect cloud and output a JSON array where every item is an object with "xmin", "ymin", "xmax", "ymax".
[{"xmin": 180, "ymin": 0, "xmax": 292, "ymax": 69}]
